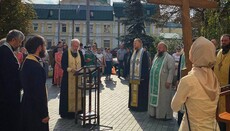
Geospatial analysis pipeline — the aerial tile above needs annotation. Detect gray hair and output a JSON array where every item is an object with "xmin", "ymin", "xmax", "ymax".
[
  {"xmin": 71, "ymin": 38, "xmax": 80, "ymax": 45},
  {"xmin": 6, "ymin": 29, "xmax": 25, "ymax": 42},
  {"xmin": 0, "ymin": 38, "xmax": 6, "ymax": 46},
  {"xmin": 158, "ymin": 41, "xmax": 168, "ymax": 50},
  {"xmin": 134, "ymin": 38, "xmax": 143, "ymax": 45}
]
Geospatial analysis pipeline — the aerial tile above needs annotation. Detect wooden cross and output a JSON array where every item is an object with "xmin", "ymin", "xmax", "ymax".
[{"xmin": 147, "ymin": 0, "xmax": 217, "ymax": 72}]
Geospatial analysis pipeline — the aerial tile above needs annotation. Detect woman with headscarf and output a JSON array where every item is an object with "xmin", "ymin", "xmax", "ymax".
[{"xmin": 171, "ymin": 36, "xmax": 220, "ymax": 131}]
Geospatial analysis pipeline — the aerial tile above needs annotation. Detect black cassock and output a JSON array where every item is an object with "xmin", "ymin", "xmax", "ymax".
[
  {"xmin": 0, "ymin": 44, "xmax": 21, "ymax": 131},
  {"xmin": 20, "ymin": 55, "xmax": 49, "ymax": 131},
  {"xmin": 59, "ymin": 50, "xmax": 85, "ymax": 118},
  {"xmin": 128, "ymin": 51, "xmax": 149, "ymax": 112}
]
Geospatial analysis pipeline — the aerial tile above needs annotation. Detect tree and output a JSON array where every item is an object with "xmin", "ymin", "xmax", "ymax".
[
  {"xmin": 198, "ymin": 0, "xmax": 230, "ymax": 39},
  {"xmin": 0, "ymin": 0, "xmax": 36, "ymax": 39},
  {"xmin": 120, "ymin": 0, "xmax": 155, "ymax": 48}
]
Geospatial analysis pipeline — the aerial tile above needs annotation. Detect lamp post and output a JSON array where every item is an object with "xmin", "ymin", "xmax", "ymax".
[
  {"xmin": 86, "ymin": 0, "xmax": 90, "ymax": 46},
  {"xmin": 117, "ymin": 17, "xmax": 120, "ymax": 48},
  {"xmin": 57, "ymin": 0, "xmax": 61, "ymax": 43}
]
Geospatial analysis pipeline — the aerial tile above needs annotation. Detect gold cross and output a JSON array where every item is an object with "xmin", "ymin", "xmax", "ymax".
[{"xmin": 136, "ymin": 59, "xmax": 140, "ymax": 66}]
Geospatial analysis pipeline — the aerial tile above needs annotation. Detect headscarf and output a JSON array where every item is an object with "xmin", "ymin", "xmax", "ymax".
[{"xmin": 189, "ymin": 36, "xmax": 220, "ymax": 101}]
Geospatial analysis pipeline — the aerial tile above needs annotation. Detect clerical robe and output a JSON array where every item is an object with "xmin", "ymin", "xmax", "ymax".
[
  {"xmin": 20, "ymin": 55, "xmax": 49, "ymax": 131},
  {"xmin": 128, "ymin": 48, "xmax": 149, "ymax": 112},
  {"xmin": 0, "ymin": 43, "xmax": 21, "ymax": 131},
  {"xmin": 214, "ymin": 49, "xmax": 230, "ymax": 114},
  {"xmin": 59, "ymin": 49, "xmax": 85, "ymax": 118},
  {"xmin": 148, "ymin": 52, "xmax": 175, "ymax": 119}
]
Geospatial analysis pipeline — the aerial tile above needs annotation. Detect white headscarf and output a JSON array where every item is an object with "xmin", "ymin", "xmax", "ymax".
[{"xmin": 189, "ymin": 36, "xmax": 220, "ymax": 101}]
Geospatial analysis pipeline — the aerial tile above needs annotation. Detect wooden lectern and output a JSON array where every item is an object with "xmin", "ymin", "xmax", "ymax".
[
  {"xmin": 74, "ymin": 66, "xmax": 100, "ymax": 127},
  {"xmin": 217, "ymin": 84, "xmax": 230, "ymax": 131}
]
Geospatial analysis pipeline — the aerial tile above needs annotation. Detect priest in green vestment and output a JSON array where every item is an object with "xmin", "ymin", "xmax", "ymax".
[
  {"xmin": 128, "ymin": 38, "xmax": 150, "ymax": 112},
  {"xmin": 148, "ymin": 42, "xmax": 175, "ymax": 119}
]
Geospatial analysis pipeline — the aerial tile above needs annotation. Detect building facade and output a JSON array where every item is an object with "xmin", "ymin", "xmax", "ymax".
[{"xmin": 28, "ymin": 1, "xmax": 182, "ymax": 49}]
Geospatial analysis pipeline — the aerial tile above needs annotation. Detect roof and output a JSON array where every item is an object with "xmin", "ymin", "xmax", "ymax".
[
  {"xmin": 32, "ymin": 4, "xmax": 113, "ymax": 21},
  {"xmin": 164, "ymin": 22, "xmax": 182, "ymax": 28},
  {"xmin": 160, "ymin": 33, "xmax": 182, "ymax": 39},
  {"xmin": 113, "ymin": 2, "xmax": 159, "ymax": 18}
]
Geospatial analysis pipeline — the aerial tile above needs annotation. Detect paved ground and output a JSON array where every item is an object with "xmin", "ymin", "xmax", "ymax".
[{"xmin": 47, "ymin": 75, "xmax": 179, "ymax": 131}]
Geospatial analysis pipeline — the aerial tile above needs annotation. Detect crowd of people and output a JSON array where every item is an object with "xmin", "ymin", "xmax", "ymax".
[{"xmin": 0, "ymin": 28, "xmax": 229, "ymax": 131}]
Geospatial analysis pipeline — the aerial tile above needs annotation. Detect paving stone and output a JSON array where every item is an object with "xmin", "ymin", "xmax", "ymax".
[{"xmin": 47, "ymin": 75, "xmax": 179, "ymax": 131}]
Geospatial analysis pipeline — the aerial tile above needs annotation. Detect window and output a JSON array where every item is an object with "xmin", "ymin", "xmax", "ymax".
[
  {"xmin": 146, "ymin": 22, "xmax": 150, "ymax": 34},
  {"xmin": 90, "ymin": 39, "xmax": 94, "ymax": 45},
  {"xmin": 33, "ymin": 23, "xmax": 38, "ymax": 32},
  {"xmin": 46, "ymin": 39, "xmax": 52, "ymax": 49},
  {"xmin": 61, "ymin": 23, "xmax": 66, "ymax": 32},
  {"xmin": 75, "ymin": 24, "xmax": 80, "ymax": 33},
  {"xmin": 47, "ymin": 23, "xmax": 52, "ymax": 32},
  {"xmin": 90, "ymin": 11, "xmax": 94, "ymax": 18},
  {"xmin": 90, "ymin": 24, "xmax": 93, "ymax": 33},
  {"xmin": 104, "ymin": 25, "xmax": 110, "ymax": 33},
  {"xmin": 147, "ymin": 10, "xmax": 150, "ymax": 15},
  {"xmin": 104, "ymin": 40, "xmax": 110, "ymax": 48}
]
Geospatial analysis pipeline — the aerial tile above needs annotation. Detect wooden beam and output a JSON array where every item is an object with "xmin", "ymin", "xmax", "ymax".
[
  {"xmin": 147, "ymin": 0, "xmax": 182, "ymax": 7},
  {"xmin": 147, "ymin": 0, "xmax": 217, "ymax": 8},
  {"xmin": 181, "ymin": 0, "xmax": 192, "ymax": 72},
  {"xmin": 190, "ymin": 0, "xmax": 217, "ymax": 8}
]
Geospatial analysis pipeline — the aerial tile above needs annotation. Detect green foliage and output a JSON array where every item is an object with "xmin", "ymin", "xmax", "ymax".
[
  {"xmin": 194, "ymin": 1, "xmax": 230, "ymax": 40},
  {"xmin": 120, "ymin": 0, "xmax": 155, "ymax": 49},
  {"xmin": 0, "ymin": 0, "xmax": 36, "ymax": 39}
]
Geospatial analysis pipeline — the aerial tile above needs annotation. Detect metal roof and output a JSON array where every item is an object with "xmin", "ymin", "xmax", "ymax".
[
  {"xmin": 113, "ymin": 2, "xmax": 159, "ymax": 18},
  {"xmin": 33, "ymin": 4, "xmax": 113, "ymax": 21}
]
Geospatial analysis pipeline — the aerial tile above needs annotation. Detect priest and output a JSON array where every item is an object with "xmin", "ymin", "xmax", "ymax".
[
  {"xmin": 148, "ymin": 42, "xmax": 175, "ymax": 119},
  {"xmin": 59, "ymin": 39, "xmax": 85, "ymax": 118},
  {"xmin": 0, "ymin": 29, "xmax": 25, "ymax": 131},
  {"xmin": 128, "ymin": 38, "xmax": 149, "ymax": 112}
]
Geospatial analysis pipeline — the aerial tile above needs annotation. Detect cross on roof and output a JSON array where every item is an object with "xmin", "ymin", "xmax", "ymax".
[{"xmin": 147, "ymin": 0, "xmax": 217, "ymax": 73}]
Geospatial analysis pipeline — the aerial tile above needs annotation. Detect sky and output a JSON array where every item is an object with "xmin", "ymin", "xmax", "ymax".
[{"xmin": 25, "ymin": 0, "xmax": 123, "ymax": 5}]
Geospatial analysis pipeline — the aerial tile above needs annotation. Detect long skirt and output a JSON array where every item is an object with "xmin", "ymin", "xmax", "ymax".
[{"xmin": 105, "ymin": 61, "xmax": 112, "ymax": 75}]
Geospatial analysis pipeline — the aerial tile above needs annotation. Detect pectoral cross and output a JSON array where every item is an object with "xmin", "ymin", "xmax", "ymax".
[
  {"xmin": 135, "ymin": 59, "xmax": 140, "ymax": 73},
  {"xmin": 136, "ymin": 59, "xmax": 140, "ymax": 66},
  {"xmin": 147, "ymin": 0, "xmax": 217, "ymax": 72}
]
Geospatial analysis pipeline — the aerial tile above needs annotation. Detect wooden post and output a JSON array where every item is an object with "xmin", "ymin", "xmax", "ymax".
[{"xmin": 181, "ymin": 0, "xmax": 192, "ymax": 72}]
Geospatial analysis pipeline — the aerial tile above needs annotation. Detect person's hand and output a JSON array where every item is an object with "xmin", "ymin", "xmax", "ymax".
[
  {"xmin": 71, "ymin": 68, "xmax": 76, "ymax": 73},
  {"xmin": 165, "ymin": 82, "xmax": 171, "ymax": 89},
  {"xmin": 42, "ymin": 116, "xmax": 49, "ymax": 123}
]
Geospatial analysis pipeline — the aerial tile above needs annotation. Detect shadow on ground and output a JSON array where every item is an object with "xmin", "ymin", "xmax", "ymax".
[{"xmin": 129, "ymin": 110, "xmax": 178, "ymax": 131}]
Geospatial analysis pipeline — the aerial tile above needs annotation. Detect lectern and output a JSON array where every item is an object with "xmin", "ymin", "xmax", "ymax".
[
  {"xmin": 74, "ymin": 66, "xmax": 100, "ymax": 127},
  {"xmin": 216, "ymin": 84, "xmax": 230, "ymax": 131}
]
